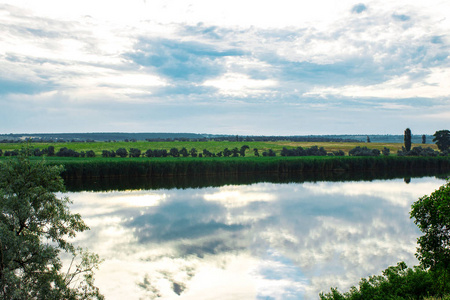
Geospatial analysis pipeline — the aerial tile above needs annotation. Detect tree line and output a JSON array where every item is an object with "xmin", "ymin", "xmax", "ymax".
[
  {"xmin": 1, "ymin": 144, "xmax": 449, "ymax": 159},
  {"xmin": 1, "ymin": 129, "xmax": 449, "ymax": 159}
]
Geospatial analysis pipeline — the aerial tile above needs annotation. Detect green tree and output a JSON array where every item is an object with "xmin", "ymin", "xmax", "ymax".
[
  {"xmin": 433, "ymin": 130, "xmax": 450, "ymax": 152},
  {"xmin": 129, "ymin": 148, "xmax": 141, "ymax": 158},
  {"xmin": 239, "ymin": 145, "xmax": 249, "ymax": 157},
  {"xmin": 404, "ymin": 128, "xmax": 412, "ymax": 152},
  {"xmin": 189, "ymin": 148, "xmax": 197, "ymax": 157},
  {"xmin": 0, "ymin": 150, "xmax": 103, "ymax": 299},
  {"xmin": 223, "ymin": 148, "xmax": 232, "ymax": 157},
  {"xmin": 180, "ymin": 147, "xmax": 189, "ymax": 157},
  {"xmin": 47, "ymin": 145, "xmax": 55, "ymax": 156},
  {"xmin": 145, "ymin": 149, "xmax": 154, "ymax": 157},
  {"xmin": 86, "ymin": 150, "xmax": 96, "ymax": 158},
  {"xmin": 319, "ymin": 262, "xmax": 433, "ymax": 300},
  {"xmin": 422, "ymin": 134, "xmax": 426, "ymax": 144},
  {"xmin": 169, "ymin": 148, "xmax": 179, "ymax": 157},
  {"xmin": 116, "ymin": 148, "xmax": 128, "ymax": 158},
  {"xmin": 411, "ymin": 180, "xmax": 450, "ymax": 294},
  {"xmin": 231, "ymin": 147, "xmax": 239, "ymax": 157}
]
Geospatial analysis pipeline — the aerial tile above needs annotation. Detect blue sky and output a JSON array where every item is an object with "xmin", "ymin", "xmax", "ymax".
[{"xmin": 1, "ymin": 0, "xmax": 449, "ymax": 135}]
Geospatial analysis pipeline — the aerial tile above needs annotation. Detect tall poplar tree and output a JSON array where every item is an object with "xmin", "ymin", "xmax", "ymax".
[{"xmin": 404, "ymin": 128, "xmax": 412, "ymax": 152}]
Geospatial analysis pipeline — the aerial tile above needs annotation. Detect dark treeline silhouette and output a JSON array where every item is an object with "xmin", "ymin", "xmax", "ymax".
[
  {"xmin": 2, "ymin": 144, "xmax": 450, "ymax": 159},
  {"xmin": 0, "ymin": 133, "xmax": 373, "ymax": 143}
]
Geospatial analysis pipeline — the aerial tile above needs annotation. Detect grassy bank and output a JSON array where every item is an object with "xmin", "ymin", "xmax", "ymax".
[{"xmin": 23, "ymin": 155, "xmax": 450, "ymax": 179}]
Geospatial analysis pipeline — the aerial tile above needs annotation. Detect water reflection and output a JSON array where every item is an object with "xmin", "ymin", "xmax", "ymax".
[{"xmin": 64, "ymin": 177, "xmax": 446, "ymax": 300}]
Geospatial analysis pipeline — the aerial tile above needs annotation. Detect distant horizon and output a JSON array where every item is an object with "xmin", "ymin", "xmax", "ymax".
[{"xmin": 0, "ymin": 131, "xmax": 437, "ymax": 136}]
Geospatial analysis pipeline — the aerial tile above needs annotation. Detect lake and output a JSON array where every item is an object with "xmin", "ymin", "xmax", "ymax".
[{"xmin": 62, "ymin": 176, "xmax": 447, "ymax": 299}]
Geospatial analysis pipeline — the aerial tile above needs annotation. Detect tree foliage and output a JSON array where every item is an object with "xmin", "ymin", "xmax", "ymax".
[
  {"xmin": 320, "ymin": 262, "xmax": 433, "ymax": 300},
  {"xmin": 180, "ymin": 147, "xmax": 189, "ymax": 157},
  {"xmin": 115, "ymin": 148, "xmax": 128, "ymax": 158},
  {"xmin": 0, "ymin": 150, "xmax": 103, "ymax": 299},
  {"xmin": 239, "ymin": 145, "xmax": 249, "ymax": 157},
  {"xmin": 397, "ymin": 146, "xmax": 440, "ymax": 157},
  {"xmin": 433, "ymin": 130, "xmax": 450, "ymax": 152},
  {"xmin": 411, "ymin": 181, "xmax": 450, "ymax": 294},
  {"xmin": 169, "ymin": 148, "xmax": 179, "ymax": 158},
  {"xmin": 348, "ymin": 146, "xmax": 380, "ymax": 156},
  {"xmin": 189, "ymin": 148, "xmax": 197, "ymax": 157},
  {"xmin": 404, "ymin": 128, "xmax": 412, "ymax": 152},
  {"xmin": 129, "ymin": 148, "xmax": 141, "ymax": 158}
]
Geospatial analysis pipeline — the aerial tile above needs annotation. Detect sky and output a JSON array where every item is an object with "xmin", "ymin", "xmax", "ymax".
[{"xmin": 1, "ymin": 0, "xmax": 449, "ymax": 135}]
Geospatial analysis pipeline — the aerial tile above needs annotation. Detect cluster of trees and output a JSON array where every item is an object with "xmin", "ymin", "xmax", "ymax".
[
  {"xmin": 397, "ymin": 146, "xmax": 442, "ymax": 157},
  {"xmin": 1, "ymin": 149, "xmax": 19, "ymax": 156},
  {"xmin": 348, "ymin": 146, "xmax": 382, "ymax": 156},
  {"xmin": 101, "ymin": 145, "xmax": 259, "ymax": 158},
  {"xmin": 55, "ymin": 147, "xmax": 96, "ymax": 158},
  {"xmin": 280, "ymin": 146, "xmax": 340, "ymax": 157},
  {"xmin": 0, "ymin": 146, "xmax": 97, "ymax": 158},
  {"xmin": 1, "ymin": 129, "xmax": 449, "ymax": 159},
  {"xmin": 321, "ymin": 180, "xmax": 450, "ymax": 299},
  {"xmin": 0, "ymin": 150, "xmax": 103, "ymax": 299},
  {"xmin": 99, "ymin": 146, "xmax": 282, "ymax": 158},
  {"xmin": 398, "ymin": 129, "xmax": 450, "ymax": 157}
]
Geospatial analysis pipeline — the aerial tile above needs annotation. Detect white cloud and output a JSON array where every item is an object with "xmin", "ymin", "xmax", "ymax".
[
  {"xmin": 203, "ymin": 73, "xmax": 278, "ymax": 97},
  {"xmin": 305, "ymin": 67, "xmax": 450, "ymax": 99},
  {"xmin": 1, "ymin": 0, "xmax": 450, "ymax": 134},
  {"xmin": 302, "ymin": 179, "xmax": 442, "ymax": 207}
]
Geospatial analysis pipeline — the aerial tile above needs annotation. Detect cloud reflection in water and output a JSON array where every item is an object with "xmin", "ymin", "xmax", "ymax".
[{"xmin": 65, "ymin": 177, "xmax": 446, "ymax": 299}]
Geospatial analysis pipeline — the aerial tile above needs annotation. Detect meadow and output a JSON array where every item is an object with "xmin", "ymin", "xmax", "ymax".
[
  {"xmin": 1, "ymin": 140, "xmax": 446, "ymax": 179},
  {"xmin": 0, "ymin": 140, "xmax": 439, "ymax": 157}
]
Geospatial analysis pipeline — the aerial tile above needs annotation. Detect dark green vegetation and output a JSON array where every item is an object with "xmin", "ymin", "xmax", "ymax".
[
  {"xmin": 0, "ymin": 140, "xmax": 442, "ymax": 158},
  {"xmin": 0, "ymin": 139, "xmax": 448, "ymax": 180},
  {"xmin": 320, "ymin": 181, "xmax": 450, "ymax": 300},
  {"xmin": 412, "ymin": 181, "xmax": 450, "ymax": 293},
  {"xmin": 47, "ymin": 156, "xmax": 450, "ymax": 180},
  {"xmin": 405, "ymin": 128, "xmax": 412, "ymax": 152},
  {"xmin": 434, "ymin": 130, "xmax": 450, "ymax": 152},
  {"xmin": 0, "ymin": 151, "xmax": 103, "ymax": 299}
]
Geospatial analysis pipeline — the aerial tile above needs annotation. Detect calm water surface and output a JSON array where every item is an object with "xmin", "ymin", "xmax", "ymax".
[{"xmin": 63, "ymin": 177, "xmax": 447, "ymax": 300}]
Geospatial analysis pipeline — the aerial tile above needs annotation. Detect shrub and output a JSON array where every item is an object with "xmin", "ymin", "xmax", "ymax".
[
  {"xmin": 349, "ymin": 146, "xmax": 380, "ymax": 156},
  {"xmin": 129, "ymin": 148, "xmax": 141, "ymax": 158},
  {"xmin": 116, "ymin": 148, "xmax": 128, "ymax": 158},
  {"xmin": 86, "ymin": 150, "xmax": 96, "ymax": 158},
  {"xmin": 320, "ymin": 262, "xmax": 433, "ymax": 300},
  {"xmin": 397, "ymin": 146, "xmax": 439, "ymax": 157},
  {"xmin": 56, "ymin": 147, "xmax": 80, "ymax": 157}
]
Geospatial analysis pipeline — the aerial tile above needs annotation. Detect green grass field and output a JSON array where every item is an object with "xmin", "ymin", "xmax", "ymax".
[{"xmin": 0, "ymin": 140, "xmax": 439, "ymax": 157}]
